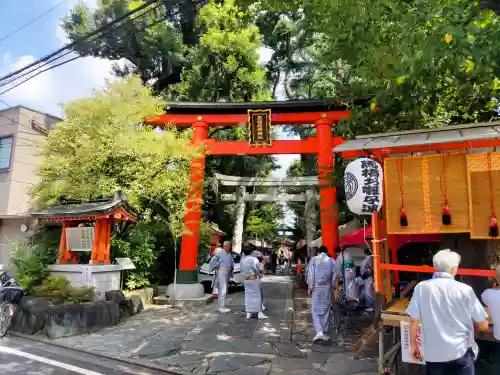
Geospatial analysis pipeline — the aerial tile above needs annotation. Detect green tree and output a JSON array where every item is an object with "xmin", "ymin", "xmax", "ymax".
[
  {"xmin": 32, "ymin": 76, "xmax": 199, "ymax": 288},
  {"xmin": 245, "ymin": 204, "xmax": 283, "ymax": 243},
  {"xmin": 171, "ymin": 0, "xmax": 269, "ymax": 101},
  {"xmin": 32, "ymin": 76, "xmax": 193, "ymax": 210},
  {"xmin": 260, "ymin": 0, "xmax": 500, "ymax": 136},
  {"xmin": 62, "ymin": 0, "xmax": 282, "ymax": 240},
  {"xmin": 62, "ymin": 0, "xmax": 198, "ymax": 93}
]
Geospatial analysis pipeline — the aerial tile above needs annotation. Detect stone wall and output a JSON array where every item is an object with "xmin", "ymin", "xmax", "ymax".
[
  {"xmin": 10, "ymin": 290, "xmax": 143, "ymax": 338},
  {"xmin": 124, "ymin": 287, "xmax": 154, "ymax": 307}
]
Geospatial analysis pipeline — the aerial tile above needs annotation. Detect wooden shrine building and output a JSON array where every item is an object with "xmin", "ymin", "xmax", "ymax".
[{"xmin": 32, "ymin": 192, "xmax": 137, "ymax": 265}]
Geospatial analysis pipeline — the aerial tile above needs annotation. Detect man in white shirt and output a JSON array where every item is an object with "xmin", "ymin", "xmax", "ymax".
[
  {"xmin": 406, "ymin": 249, "xmax": 489, "ymax": 375},
  {"xmin": 481, "ymin": 265, "xmax": 500, "ymax": 341},
  {"xmin": 480, "ymin": 265, "xmax": 500, "ymax": 374}
]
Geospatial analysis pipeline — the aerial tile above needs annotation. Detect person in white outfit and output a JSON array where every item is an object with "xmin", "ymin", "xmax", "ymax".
[
  {"xmin": 307, "ymin": 245, "xmax": 337, "ymax": 342},
  {"xmin": 241, "ymin": 245, "xmax": 268, "ymax": 320},
  {"xmin": 334, "ymin": 247, "xmax": 358, "ymax": 301},
  {"xmin": 210, "ymin": 241, "xmax": 234, "ymax": 313},
  {"xmin": 359, "ymin": 248, "xmax": 374, "ymax": 311},
  {"xmin": 406, "ymin": 249, "xmax": 489, "ymax": 375},
  {"xmin": 481, "ymin": 264, "xmax": 500, "ymax": 341},
  {"xmin": 252, "ymin": 250, "xmax": 267, "ymax": 312}
]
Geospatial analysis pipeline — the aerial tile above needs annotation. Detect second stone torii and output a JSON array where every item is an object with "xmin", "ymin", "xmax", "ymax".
[{"xmin": 213, "ymin": 173, "xmax": 319, "ymax": 254}]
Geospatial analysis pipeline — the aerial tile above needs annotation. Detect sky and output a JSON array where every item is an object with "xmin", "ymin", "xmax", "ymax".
[{"xmin": 0, "ymin": 0, "xmax": 298, "ymax": 225}]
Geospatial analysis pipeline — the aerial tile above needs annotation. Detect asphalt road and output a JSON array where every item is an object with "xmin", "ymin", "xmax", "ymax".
[{"xmin": 0, "ymin": 335, "xmax": 172, "ymax": 375}]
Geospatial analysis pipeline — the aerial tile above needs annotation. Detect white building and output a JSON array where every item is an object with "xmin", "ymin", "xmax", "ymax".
[{"xmin": 0, "ymin": 106, "xmax": 60, "ymax": 264}]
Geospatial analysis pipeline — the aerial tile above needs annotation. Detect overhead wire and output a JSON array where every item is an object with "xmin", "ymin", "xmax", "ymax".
[
  {"xmin": 0, "ymin": 1, "xmax": 171, "ymax": 151},
  {"xmin": 0, "ymin": 0, "xmax": 71, "ymax": 44},
  {"xmin": 0, "ymin": 1, "xmax": 167, "ymax": 96},
  {"xmin": 0, "ymin": 50, "xmax": 75, "ymax": 89},
  {"xmin": 0, "ymin": 0, "xmax": 159, "ymax": 85}
]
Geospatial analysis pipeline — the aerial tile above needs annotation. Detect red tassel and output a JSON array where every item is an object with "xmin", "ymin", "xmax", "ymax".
[
  {"xmin": 442, "ymin": 204, "xmax": 451, "ymax": 225},
  {"xmin": 400, "ymin": 208, "xmax": 408, "ymax": 227},
  {"xmin": 490, "ymin": 216, "xmax": 499, "ymax": 237}
]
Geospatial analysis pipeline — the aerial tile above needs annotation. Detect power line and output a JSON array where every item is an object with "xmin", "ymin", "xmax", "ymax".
[
  {"xmin": 0, "ymin": 3, "xmax": 168, "ymax": 96},
  {"xmin": 0, "ymin": 0, "xmax": 159, "ymax": 84},
  {"xmin": 0, "ymin": 0, "xmax": 71, "ymax": 44},
  {"xmin": 0, "ymin": 56, "xmax": 80, "ymax": 96},
  {"xmin": 0, "ymin": 50, "xmax": 74, "ymax": 89}
]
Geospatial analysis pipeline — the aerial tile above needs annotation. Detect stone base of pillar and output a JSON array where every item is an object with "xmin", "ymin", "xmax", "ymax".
[
  {"xmin": 176, "ymin": 269, "xmax": 199, "ymax": 284},
  {"xmin": 166, "ymin": 282, "xmax": 205, "ymax": 299}
]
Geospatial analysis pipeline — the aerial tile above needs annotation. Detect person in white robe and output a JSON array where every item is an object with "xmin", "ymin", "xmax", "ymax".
[
  {"xmin": 252, "ymin": 250, "xmax": 267, "ymax": 311},
  {"xmin": 210, "ymin": 241, "xmax": 234, "ymax": 313},
  {"xmin": 241, "ymin": 245, "xmax": 268, "ymax": 319},
  {"xmin": 359, "ymin": 248, "xmax": 374, "ymax": 311},
  {"xmin": 307, "ymin": 245, "xmax": 337, "ymax": 342},
  {"xmin": 334, "ymin": 247, "xmax": 358, "ymax": 301}
]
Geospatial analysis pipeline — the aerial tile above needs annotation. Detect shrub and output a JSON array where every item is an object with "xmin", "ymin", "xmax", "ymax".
[
  {"xmin": 33, "ymin": 276, "xmax": 96, "ymax": 303},
  {"xmin": 111, "ymin": 221, "xmax": 158, "ymax": 290},
  {"xmin": 9, "ymin": 224, "xmax": 61, "ymax": 289},
  {"xmin": 9, "ymin": 242, "xmax": 49, "ymax": 289}
]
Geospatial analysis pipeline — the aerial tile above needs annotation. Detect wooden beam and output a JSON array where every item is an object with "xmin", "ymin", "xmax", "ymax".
[
  {"xmin": 205, "ymin": 137, "xmax": 345, "ymax": 156},
  {"xmin": 220, "ymin": 193, "xmax": 314, "ymax": 202},
  {"xmin": 339, "ymin": 138, "xmax": 500, "ymax": 158},
  {"xmin": 146, "ymin": 111, "xmax": 351, "ymax": 126},
  {"xmin": 379, "ymin": 263, "xmax": 495, "ymax": 277},
  {"xmin": 214, "ymin": 173, "xmax": 319, "ymax": 187}
]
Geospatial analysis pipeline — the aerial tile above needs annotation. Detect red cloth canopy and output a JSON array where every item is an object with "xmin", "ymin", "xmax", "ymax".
[{"xmin": 340, "ymin": 224, "xmax": 440, "ymax": 250}]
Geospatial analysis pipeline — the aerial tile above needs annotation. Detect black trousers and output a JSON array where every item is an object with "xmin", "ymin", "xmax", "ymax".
[{"xmin": 426, "ymin": 349, "xmax": 474, "ymax": 375}]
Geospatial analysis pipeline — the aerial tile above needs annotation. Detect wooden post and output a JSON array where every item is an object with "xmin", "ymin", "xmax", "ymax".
[
  {"xmin": 58, "ymin": 221, "xmax": 77, "ymax": 264},
  {"xmin": 372, "ymin": 211, "xmax": 383, "ymax": 294},
  {"xmin": 315, "ymin": 118, "xmax": 339, "ymax": 257},
  {"xmin": 91, "ymin": 218, "xmax": 111, "ymax": 264}
]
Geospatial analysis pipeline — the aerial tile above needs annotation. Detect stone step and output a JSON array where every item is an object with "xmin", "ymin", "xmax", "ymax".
[
  {"xmin": 293, "ymin": 310, "xmax": 312, "ymax": 323},
  {"xmin": 155, "ymin": 285, "xmax": 169, "ymax": 296},
  {"xmin": 153, "ymin": 294, "xmax": 215, "ymax": 307},
  {"xmin": 293, "ymin": 297, "xmax": 311, "ymax": 309}
]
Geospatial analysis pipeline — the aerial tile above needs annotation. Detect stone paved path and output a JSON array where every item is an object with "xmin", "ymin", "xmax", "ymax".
[{"xmin": 48, "ymin": 275, "xmax": 377, "ymax": 375}]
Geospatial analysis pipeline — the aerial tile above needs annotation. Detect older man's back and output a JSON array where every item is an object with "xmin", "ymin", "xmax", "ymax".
[
  {"xmin": 408, "ymin": 276, "xmax": 485, "ymax": 362},
  {"xmin": 406, "ymin": 249, "xmax": 488, "ymax": 375}
]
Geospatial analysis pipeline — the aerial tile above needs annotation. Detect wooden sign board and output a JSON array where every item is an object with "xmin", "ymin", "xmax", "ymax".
[{"xmin": 248, "ymin": 109, "xmax": 272, "ymax": 146}]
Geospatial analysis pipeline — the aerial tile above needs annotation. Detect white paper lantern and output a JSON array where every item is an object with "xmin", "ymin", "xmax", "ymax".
[{"xmin": 344, "ymin": 158, "xmax": 383, "ymax": 215}]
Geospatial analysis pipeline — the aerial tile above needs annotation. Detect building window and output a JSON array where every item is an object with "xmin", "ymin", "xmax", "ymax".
[{"xmin": 0, "ymin": 136, "xmax": 13, "ymax": 171}]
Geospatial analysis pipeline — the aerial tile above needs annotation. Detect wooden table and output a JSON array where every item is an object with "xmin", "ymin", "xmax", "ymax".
[{"xmin": 381, "ymin": 298, "xmax": 495, "ymax": 341}]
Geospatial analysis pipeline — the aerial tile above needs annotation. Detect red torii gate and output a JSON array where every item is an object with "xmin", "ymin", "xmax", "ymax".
[{"xmin": 147, "ymin": 99, "xmax": 367, "ymax": 284}]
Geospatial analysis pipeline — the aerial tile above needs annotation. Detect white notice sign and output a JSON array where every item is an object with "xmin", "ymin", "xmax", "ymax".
[
  {"xmin": 81, "ymin": 266, "xmax": 93, "ymax": 286},
  {"xmin": 115, "ymin": 258, "xmax": 136, "ymax": 270},
  {"xmin": 400, "ymin": 321, "xmax": 425, "ymax": 365}
]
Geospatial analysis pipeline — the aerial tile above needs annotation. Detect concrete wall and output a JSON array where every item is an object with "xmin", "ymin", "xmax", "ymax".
[
  {"xmin": 0, "ymin": 218, "xmax": 35, "ymax": 265},
  {"xmin": 8, "ymin": 107, "xmax": 59, "ymax": 216},
  {"xmin": 0, "ymin": 107, "xmax": 20, "ymax": 216},
  {"xmin": 0, "ymin": 106, "xmax": 60, "ymax": 265},
  {"xmin": 49, "ymin": 265, "xmax": 122, "ymax": 300}
]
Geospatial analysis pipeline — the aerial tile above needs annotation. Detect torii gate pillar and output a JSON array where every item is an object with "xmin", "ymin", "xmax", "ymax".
[
  {"xmin": 232, "ymin": 186, "xmax": 246, "ymax": 254},
  {"xmin": 177, "ymin": 121, "xmax": 208, "ymax": 288},
  {"xmin": 316, "ymin": 118, "xmax": 339, "ymax": 257}
]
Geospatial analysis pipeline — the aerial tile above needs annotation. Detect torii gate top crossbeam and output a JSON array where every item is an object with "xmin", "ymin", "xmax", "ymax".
[
  {"xmin": 220, "ymin": 193, "xmax": 317, "ymax": 202},
  {"xmin": 214, "ymin": 173, "xmax": 318, "ymax": 187},
  {"xmin": 146, "ymin": 98, "xmax": 370, "ymax": 126}
]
